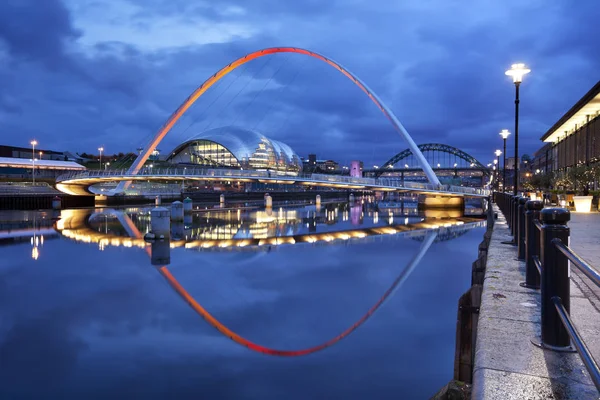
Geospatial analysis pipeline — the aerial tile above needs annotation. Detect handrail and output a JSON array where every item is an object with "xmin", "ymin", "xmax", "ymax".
[
  {"xmin": 55, "ymin": 168, "xmax": 491, "ymax": 196},
  {"xmin": 553, "ymin": 296, "xmax": 600, "ymax": 391},
  {"xmin": 553, "ymin": 238, "xmax": 600, "ymax": 289}
]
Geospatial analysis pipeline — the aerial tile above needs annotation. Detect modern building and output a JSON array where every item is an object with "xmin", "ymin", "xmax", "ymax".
[
  {"xmin": 167, "ymin": 127, "xmax": 302, "ymax": 175},
  {"xmin": 301, "ymin": 154, "xmax": 341, "ymax": 173},
  {"xmin": 538, "ymin": 80, "xmax": 600, "ymax": 173},
  {"xmin": 505, "ymin": 157, "xmax": 518, "ymax": 171},
  {"xmin": 0, "ymin": 157, "xmax": 86, "ymax": 179},
  {"xmin": 0, "ymin": 145, "xmax": 67, "ymax": 161}
]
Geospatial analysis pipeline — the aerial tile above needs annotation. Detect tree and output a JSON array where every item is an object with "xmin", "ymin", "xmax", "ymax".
[
  {"xmin": 568, "ymin": 165, "xmax": 592, "ymax": 195},
  {"xmin": 552, "ymin": 171, "xmax": 572, "ymax": 192},
  {"xmin": 530, "ymin": 173, "xmax": 552, "ymax": 190}
]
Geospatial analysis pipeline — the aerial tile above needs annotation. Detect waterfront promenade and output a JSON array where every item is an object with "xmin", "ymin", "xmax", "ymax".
[{"xmin": 472, "ymin": 207, "xmax": 600, "ymax": 399}]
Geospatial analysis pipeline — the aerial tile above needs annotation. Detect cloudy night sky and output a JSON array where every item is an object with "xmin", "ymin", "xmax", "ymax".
[{"xmin": 0, "ymin": 0, "xmax": 598, "ymax": 167}]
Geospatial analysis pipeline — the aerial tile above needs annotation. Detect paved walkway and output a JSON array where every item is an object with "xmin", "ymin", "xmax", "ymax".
[
  {"xmin": 570, "ymin": 212, "xmax": 600, "ymax": 272},
  {"xmin": 472, "ymin": 206, "xmax": 600, "ymax": 399}
]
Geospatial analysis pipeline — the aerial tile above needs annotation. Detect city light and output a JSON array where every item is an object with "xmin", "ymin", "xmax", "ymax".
[
  {"xmin": 495, "ymin": 149, "xmax": 502, "ymax": 157},
  {"xmin": 30, "ymin": 140, "xmax": 37, "ymax": 185},
  {"xmin": 505, "ymin": 63, "xmax": 531, "ymax": 84},
  {"xmin": 505, "ymin": 63, "xmax": 530, "ymax": 194},
  {"xmin": 404, "ymin": 164, "xmax": 409, "ymax": 168},
  {"xmin": 98, "ymin": 147, "xmax": 104, "ymax": 170},
  {"xmin": 499, "ymin": 130, "xmax": 510, "ymax": 193}
]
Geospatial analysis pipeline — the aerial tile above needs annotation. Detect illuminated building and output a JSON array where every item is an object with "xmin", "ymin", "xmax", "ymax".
[
  {"xmin": 167, "ymin": 127, "xmax": 301, "ymax": 174},
  {"xmin": 537, "ymin": 80, "xmax": 600, "ymax": 173}
]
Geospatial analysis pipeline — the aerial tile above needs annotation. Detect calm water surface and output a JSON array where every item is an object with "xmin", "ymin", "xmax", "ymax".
[{"xmin": 0, "ymin": 200, "xmax": 485, "ymax": 399}]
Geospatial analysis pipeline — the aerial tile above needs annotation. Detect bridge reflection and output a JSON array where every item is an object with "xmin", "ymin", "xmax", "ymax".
[
  {"xmin": 46, "ymin": 205, "xmax": 487, "ymax": 356},
  {"xmin": 54, "ymin": 207, "xmax": 484, "ymax": 252}
]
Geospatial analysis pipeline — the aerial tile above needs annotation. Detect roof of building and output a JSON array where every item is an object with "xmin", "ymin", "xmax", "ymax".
[
  {"xmin": 0, "ymin": 157, "xmax": 86, "ymax": 170},
  {"xmin": 171, "ymin": 126, "xmax": 301, "ymax": 166},
  {"xmin": 540, "ymin": 80, "xmax": 600, "ymax": 143}
]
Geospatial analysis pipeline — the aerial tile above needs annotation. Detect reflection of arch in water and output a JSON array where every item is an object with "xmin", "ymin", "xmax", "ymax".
[
  {"xmin": 158, "ymin": 230, "xmax": 437, "ymax": 356},
  {"xmin": 56, "ymin": 209, "xmax": 482, "ymax": 354}
]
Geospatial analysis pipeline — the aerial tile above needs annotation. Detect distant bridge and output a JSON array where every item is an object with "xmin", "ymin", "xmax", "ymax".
[
  {"xmin": 56, "ymin": 168, "xmax": 489, "ymax": 197},
  {"xmin": 367, "ymin": 143, "xmax": 491, "ymax": 178}
]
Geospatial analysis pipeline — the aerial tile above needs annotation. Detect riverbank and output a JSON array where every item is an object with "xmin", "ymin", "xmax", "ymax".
[{"xmin": 471, "ymin": 205, "xmax": 599, "ymax": 398}]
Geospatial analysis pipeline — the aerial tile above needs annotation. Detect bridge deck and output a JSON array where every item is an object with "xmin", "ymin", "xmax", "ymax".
[{"xmin": 55, "ymin": 168, "xmax": 490, "ymax": 197}]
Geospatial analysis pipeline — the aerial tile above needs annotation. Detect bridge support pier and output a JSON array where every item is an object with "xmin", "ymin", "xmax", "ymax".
[{"xmin": 418, "ymin": 194, "xmax": 464, "ymax": 210}]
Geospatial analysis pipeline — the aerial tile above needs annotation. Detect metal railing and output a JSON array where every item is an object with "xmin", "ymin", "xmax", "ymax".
[
  {"xmin": 495, "ymin": 191, "xmax": 600, "ymax": 392},
  {"xmin": 56, "ymin": 168, "xmax": 490, "ymax": 196}
]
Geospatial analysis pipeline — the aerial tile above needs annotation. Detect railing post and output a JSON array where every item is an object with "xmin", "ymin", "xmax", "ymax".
[
  {"xmin": 517, "ymin": 196, "xmax": 529, "ymax": 260},
  {"xmin": 535, "ymin": 207, "xmax": 573, "ymax": 351},
  {"xmin": 521, "ymin": 200, "xmax": 542, "ymax": 289},
  {"xmin": 507, "ymin": 194, "xmax": 513, "ymax": 230},
  {"xmin": 511, "ymin": 195, "xmax": 519, "ymax": 237}
]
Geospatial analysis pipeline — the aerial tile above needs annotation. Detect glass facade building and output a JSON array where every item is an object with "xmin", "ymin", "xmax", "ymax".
[
  {"xmin": 539, "ymin": 80, "xmax": 600, "ymax": 173},
  {"xmin": 167, "ymin": 127, "xmax": 302, "ymax": 175}
]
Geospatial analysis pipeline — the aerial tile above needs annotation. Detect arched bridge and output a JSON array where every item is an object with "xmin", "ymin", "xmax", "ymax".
[
  {"xmin": 111, "ymin": 46, "xmax": 442, "ymax": 194},
  {"xmin": 369, "ymin": 143, "xmax": 490, "ymax": 178}
]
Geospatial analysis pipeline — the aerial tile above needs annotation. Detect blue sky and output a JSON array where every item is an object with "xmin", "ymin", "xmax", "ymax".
[{"xmin": 0, "ymin": 0, "xmax": 598, "ymax": 167}]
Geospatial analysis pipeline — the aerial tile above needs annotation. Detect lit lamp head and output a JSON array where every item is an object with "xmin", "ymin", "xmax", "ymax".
[
  {"xmin": 98, "ymin": 147, "xmax": 104, "ymax": 153},
  {"xmin": 31, "ymin": 140, "xmax": 38, "ymax": 146},
  {"xmin": 505, "ymin": 63, "xmax": 531, "ymax": 84},
  {"xmin": 493, "ymin": 159, "xmax": 498, "ymax": 165},
  {"xmin": 495, "ymin": 149, "xmax": 502, "ymax": 157},
  {"xmin": 499, "ymin": 129, "xmax": 511, "ymax": 140}
]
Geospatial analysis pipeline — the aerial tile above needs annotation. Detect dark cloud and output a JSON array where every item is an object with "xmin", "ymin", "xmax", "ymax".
[
  {"xmin": 0, "ymin": 0, "xmax": 597, "ymax": 165},
  {"xmin": 0, "ymin": 0, "xmax": 79, "ymax": 67}
]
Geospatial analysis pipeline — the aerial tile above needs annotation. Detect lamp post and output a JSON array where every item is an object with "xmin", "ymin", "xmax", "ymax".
[
  {"xmin": 495, "ymin": 149, "xmax": 502, "ymax": 190},
  {"xmin": 493, "ymin": 159, "xmax": 499, "ymax": 189},
  {"xmin": 98, "ymin": 147, "xmax": 104, "ymax": 171},
  {"xmin": 505, "ymin": 63, "xmax": 531, "ymax": 195},
  {"xmin": 30, "ymin": 140, "xmax": 37, "ymax": 185},
  {"xmin": 499, "ymin": 129, "xmax": 511, "ymax": 192}
]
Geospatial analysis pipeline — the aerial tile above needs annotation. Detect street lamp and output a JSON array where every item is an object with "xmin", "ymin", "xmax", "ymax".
[
  {"xmin": 105, "ymin": 162, "xmax": 110, "ymax": 170},
  {"xmin": 98, "ymin": 147, "xmax": 104, "ymax": 170},
  {"xmin": 495, "ymin": 150, "xmax": 502, "ymax": 189},
  {"xmin": 30, "ymin": 140, "xmax": 37, "ymax": 185},
  {"xmin": 505, "ymin": 63, "xmax": 531, "ymax": 195},
  {"xmin": 499, "ymin": 129, "xmax": 510, "ymax": 192}
]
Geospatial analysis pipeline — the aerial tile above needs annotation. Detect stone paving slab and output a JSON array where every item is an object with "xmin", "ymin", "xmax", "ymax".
[
  {"xmin": 472, "ymin": 207, "xmax": 600, "ymax": 399},
  {"xmin": 473, "ymin": 368, "xmax": 598, "ymax": 400}
]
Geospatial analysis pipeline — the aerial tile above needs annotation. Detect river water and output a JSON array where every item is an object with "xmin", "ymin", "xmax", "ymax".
[{"xmin": 0, "ymin": 199, "xmax": 486, "ymax": 399}]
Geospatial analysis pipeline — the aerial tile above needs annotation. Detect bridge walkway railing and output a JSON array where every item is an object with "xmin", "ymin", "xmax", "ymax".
[{"xmin": 56, "ymin": 168, "xmax": 489, "ymax": 196}]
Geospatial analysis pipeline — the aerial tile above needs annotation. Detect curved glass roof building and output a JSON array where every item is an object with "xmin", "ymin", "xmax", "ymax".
[{"xmin": 167, "ymin": 127, "xmax": 302, "ymax": 175}]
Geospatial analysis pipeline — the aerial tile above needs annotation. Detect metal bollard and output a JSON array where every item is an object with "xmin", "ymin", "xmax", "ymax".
[
  {"xmin": 521, "ymin": 200, "xmax": 543, "ymax": 289},
  {"xmin": 535, "ymin": 207, "xmax": 572, "ymax": 350},
  {"xmin": 509, "ymin": 195, "xmax": 515, "ymax": 231},
  {"xmin": 517, "ymin": 197, "xmax": 529, "ymax": 260},
  {"xmin": 511, "ymin": 196, "xmax": 520, "ymax": 237}
]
